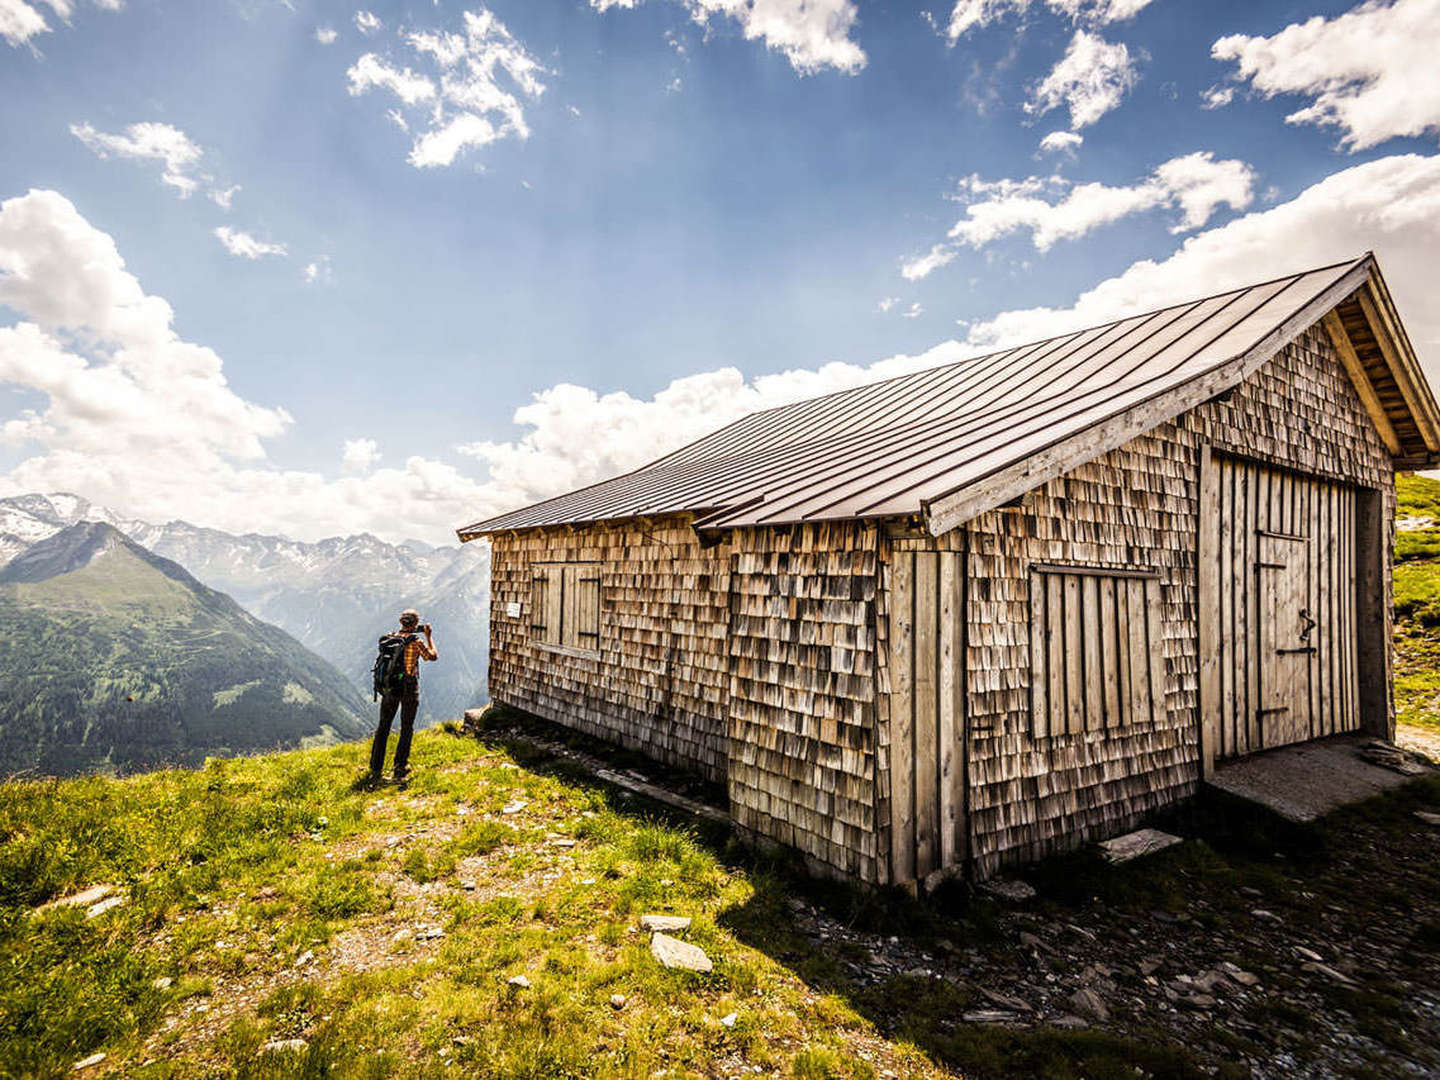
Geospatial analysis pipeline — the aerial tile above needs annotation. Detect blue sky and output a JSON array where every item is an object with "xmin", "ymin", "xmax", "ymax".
[{"xmin": 0, "ymin": 0, "xmax": 1437, "ymax": 541}]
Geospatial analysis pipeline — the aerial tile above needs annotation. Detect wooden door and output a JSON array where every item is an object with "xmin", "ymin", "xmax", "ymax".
[
  {"xmin": 888, "ymin": 548, "xmax": 966, "ymax": 887},
  {"xmin": 1199, "ymin": 452, "xmax": 1359, "ymax": 765},
  {"xmin": 1257, "ymin": 533, "xmax": 1315, "ymax": 747}
]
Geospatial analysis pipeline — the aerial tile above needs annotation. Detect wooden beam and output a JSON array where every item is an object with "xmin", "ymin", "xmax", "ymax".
[
  {"xmin": 923, "ymin": 258, "xmax": 1374, "ymax": 536},
  {"xmin": 1321, "ymin": 310, "xmax": 1402, "ymax": 456},
  {"xmin": 1358, "ymin": 282, "xmax": 1440, "ymax": 452}
]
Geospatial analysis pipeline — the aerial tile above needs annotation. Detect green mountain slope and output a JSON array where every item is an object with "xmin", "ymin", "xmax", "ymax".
[{"xmin": 0, "ymin": 523, "xmax": 369, "ymax": 776}]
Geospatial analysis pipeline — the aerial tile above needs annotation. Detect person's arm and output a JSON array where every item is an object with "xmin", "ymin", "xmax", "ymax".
[{"xmin": 420, "ymin": 625, "xmax": 438, "ymax": 661}]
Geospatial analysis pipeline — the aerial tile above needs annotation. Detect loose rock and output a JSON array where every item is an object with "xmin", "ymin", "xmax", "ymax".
[
  {"xmin": 72, "ymin": 1053, "xmax": 106, "ymax": 1071},
  {"xmin": 640, "ymin": 914, "xmax": 692, "ymax": 933},
  {"xmin": 651, "ymin": 932, "xmax": 713, "ymax": 973},
  {"xmin": 609, "ymin": 994, "xmax": 627, "ymax": 1010},
  {"xmin": 981, "ymin": 878, "xmax": 1036, "ymax": 902},
  {"xmin": 508, "ymin": 974, "xmax": 531, "ymax": 989},
  {"xmin": 1068, "ymin": 987, "xmax": 1111, "ymax": 1023}
]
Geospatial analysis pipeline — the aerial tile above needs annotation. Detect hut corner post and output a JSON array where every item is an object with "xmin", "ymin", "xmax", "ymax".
[{"xmin": 1355, "ymin": 484, "xmax": 1393, "ymax": 741}]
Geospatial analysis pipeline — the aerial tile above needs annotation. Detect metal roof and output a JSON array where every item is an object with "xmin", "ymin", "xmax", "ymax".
[{"xmin": 458, "ymin": 256, "xmax": 1417, "ymax": 539}]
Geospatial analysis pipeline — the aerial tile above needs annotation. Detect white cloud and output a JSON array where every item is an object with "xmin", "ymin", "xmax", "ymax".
[
  {"xmin": 1212, "ymin": 0, "xmax": 1440, "ymax": 151},
  {"xmin": 590, "ymin": 0, "xmax": 865, "ymax": 75},
  {"xmin": 1038, "ymin": 130, "xmax": 1083, "ymax": 156},
  {"xmin": 209, "ymin": 184, "xmax": 240, "ymax": 211},
  {"xmin": 1, "ymin": 0, "xmax": 118, "ymax": 48},
  {"xmin": 901, "ymin": 242, "xmax": 961, "ymax": 282},
  {"xmin": 354, "ymin": 9, "xmax": 380, "ymax": 35},
  {"xmin": 960, "ymin": 153, "xmax": 1440, "ymax": 359},
  {"xmin": 341, "ymin": 437, "xmax": 381, "ymax": 474},
  {"xmin": 0, "ymin": 189, "xmax": 496, "ymax": 545},
  {"xmin": 1027, "ymin": 29, "xmax": 1139, "ymax": 129},
  {"xmin": 1200, "ymin": 84, "xmax": 1234, "ymax": 110},
  {"xmin": 943, "ymin": 0, "xmax": 1152, "ymax": 41},
  {"xmin": 213, "ymin": 226, "xmax": 288, "ymax": 260},
  {"xmin": 903, "ymin": 151, "xmax": 1254, "ymax": 279},
  {"xmin": 70, "ymin": 121, "xmax": 205, "ymax": 197},
  {"xmin": 347, "ymin": 7, "xmax": 546, "ymax": 169},
  {"xmin": 302, "ymin": 256, "xmax": 333, "ymax": 284},
  {"xmin": 0, "ymin": 0, "xmax": 48, "ymax": 47},
  {"xmin": 878, "ymin": 296, "xmax": 899, "ymax": 312},
  {"xmin": 346, "ymin": 53, "xmax": 437, "ymax": 106},
  {"xmin": 315, "ymin": 25, "xmax": 337, "ymax": 45},
  {"xmin": 901, "ymin": 302, "xmax": 924, "ymax": 319}
]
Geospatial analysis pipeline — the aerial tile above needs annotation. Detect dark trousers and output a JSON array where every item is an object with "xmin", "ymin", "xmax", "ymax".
[{"xmin": 369, "ymin": 690, "xmax": 419, "ymax": 779}]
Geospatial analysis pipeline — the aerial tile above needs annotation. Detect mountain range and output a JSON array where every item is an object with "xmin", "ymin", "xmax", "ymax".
[
  {"xmin": 0, "ymin": 493, "xmax": 491, "ymax": 725},
  {"xmin": 0, "ymin": 522, "xmax": 371, "ymax": 775}
]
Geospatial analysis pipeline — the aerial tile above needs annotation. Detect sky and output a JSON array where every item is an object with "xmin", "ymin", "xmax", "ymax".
[{"xmin": 0, "ymin": 0, "xmax": 1438, "ymax": 544}]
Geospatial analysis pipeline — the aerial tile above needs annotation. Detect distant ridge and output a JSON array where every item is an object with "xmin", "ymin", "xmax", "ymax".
[{"xmin": 0, "ymin": 522, "xmax": 371, "ymax": 777}]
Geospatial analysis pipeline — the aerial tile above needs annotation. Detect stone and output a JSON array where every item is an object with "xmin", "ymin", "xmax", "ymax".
[
  {"xmin": 549, "ymin": 838, "xmax": 576, "ymax": 849},
  {"xmin": 981, "ymin": 878, "xmax": 1036, "ymax": 902},
  {"xmin": 1179, "ymin": 993, "xmax": 1216, "ymax": 1010},
  {"xmin": 1067, "ymin": 987, "xmax": 1110, "ymax": 1023},
  {"xmin": 1017, "ymin": 931, "xmax": 1054, "ymax": 955},
  {"xmin": 392, "ymin": 928, "xmax": 413, "ymax": 943},
  {"xmin": 1193, "ymin": 970, "xmax": 1228, "ymax": 994},
  {"xmin": 978, "ymin": 987, "xmax": 1032, "ymax": 1012},
  {"xmin": 1139, "ymin": 955, "xmax": 1164, "ymax": 976},
  {"xmin": 1301, "ymin": 961, "xmax": 1357, "ymax": 986},
  {"xmin": 84, "ymin": 895, "xmax": 126, "ymax": 919},
  {"xmin": 1099, "ymin": 828, "xmax": 1183, "ymax": 864},
  {"xmin": 294, "ymin": 950, "xmax": 314, "ymax": 967},
  {"xmin": 719, "ymin": 1012, "xmax": 738, "ymax": 1027},
  {"xmin": 651, "ymin": 932, "xmax": 713, "ymax": 973},
  {"xmin": 1294, "ymin": 946, "xmax": 1323, "ymax": 962},
  {"xmin": 38, "ymin": 884, "xmax": 115, "ymax": 914},
  {"xmin": 72, "ymin": 1053, "xmax": 106, "ymax": 1070},
  {"xmin": 152, "ymin": 976, "xmax": 174, "ymax": 990},
  {"xmin": 507, "ymin": 974, "xmax": 531, "ymax": 989},
  {"xmin": 1416, "ymin": 811, "xmax": 1440, "ymax": 826},
  {"xmin": 963, "ymin": 1010, "xmax": 1020, "ymax": 1024},
  {"xmin": 1251, "ymin": 909, "xmax": 1281, "ymax": 923},
  {"xmin": 639, "ymin": 914, "xmax": 692, "ymax": 933},
  {"xmin": 417, "ymin": 927, "xmax": 446, "ymax": 941},
  {"xmin": 502, "ymin": 800, "xmax": 526, "ymax": 815},
  {"xmin": 259, "ymin": 1039, "xmax": 308, "ymax": 1054},
  {"xmin": 609, "ymin": 994, "xmax": 627, "ymax": 1010}
]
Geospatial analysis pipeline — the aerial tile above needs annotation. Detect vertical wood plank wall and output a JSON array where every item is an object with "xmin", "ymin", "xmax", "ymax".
[
  {"xmin": 1200, "ymin": 455, "xmax": 1360, "ymax": 761},
  {"xmin": 887, "ymin": 548, "xmax": 966, "ymax": 886}
]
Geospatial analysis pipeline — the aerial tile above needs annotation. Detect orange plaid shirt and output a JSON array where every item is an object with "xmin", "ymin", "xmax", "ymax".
[{"xmin": 397, "ymin": 631, "xmax": 437, "ymax": 676}]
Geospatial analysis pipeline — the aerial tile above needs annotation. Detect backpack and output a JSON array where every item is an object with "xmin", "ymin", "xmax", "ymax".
[{"xmin": 372, "ymin": 633, "xmax": 417, "ymax": 700}]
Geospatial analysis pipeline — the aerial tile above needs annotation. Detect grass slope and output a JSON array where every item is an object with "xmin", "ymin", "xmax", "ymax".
[
  {"xmin": 0, "ymin": 525, "xmax": 369, "ymax": 776},
  {"xmin": 3, "ymin": 724, "xmax": 1438, "ymax": 1079},
  {"xmin": 1394, "ymin": 474, "xmax": 1440, "ymax": 737}
]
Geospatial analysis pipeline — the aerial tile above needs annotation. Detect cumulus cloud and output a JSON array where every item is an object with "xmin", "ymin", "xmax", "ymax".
[
  {"xmin": 878, "ymin": 296, "xmax": 899, "ymax": 312},
  {"xmin": 354, "ymin": 9, "xmax": 380, "ymax": 35},
  {"xmin": 943, "ymin": 0, "xmax": 1151, "ymax": 41},
  {"xmin": 0, "ymin": 189, "xmax": 498, "ymax": 544},
  {"xmin": 71, "ymin": 121, "xmax": 205, "ymax": 197},
  {"xmin": 960, "ymin": 153, "xmax": 1440, "ymax": 356},
  {"xmin": 347, "ymin": 7, "xmax": 546, "ymax": 168},
  {"xmin": 213, "ymin": 226, "xmax": 287, "ymax": 260},
  {"xmin": 341, "ymin": 437, "xmax": 381, "ymax": 474},
  {"xmin": 209, "ymin": 184, "xmax": 240, "ymax": 211},
  {"xmin": 1027, "ymin": 29, "xmax": 1139, "ymax": 128},
  {"xmin": 1212, "ymin": 0, "xmax": 1440, "ymax": 151},
  {"xmin": 902, "ymin": 151, "xmax": 1255, "ymax": 279},
  {"xmin": 302, "ymin": 256, "xmax": 333, "ymax": 284},
  {"xmin": 589, "ymin": 0, "xmax": 865, "ymax": 75},
  {"xmin": 315, "ymin": 25, "xmax": 337, "ymax": 45},
  {"xmin": 1038, "ymin": 130, "xmax": 1083, "ymax": 156}
]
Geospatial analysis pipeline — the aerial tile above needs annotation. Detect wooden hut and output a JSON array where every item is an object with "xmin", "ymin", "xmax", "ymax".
[{"xmin": 458, "ymin": 255, "xmax": 1440, "ymax": 886}]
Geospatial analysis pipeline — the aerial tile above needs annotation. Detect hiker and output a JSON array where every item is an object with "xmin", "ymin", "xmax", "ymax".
[{"xmin": 368, "ymin": 609, "xmax": 438, "ymax": 786}]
